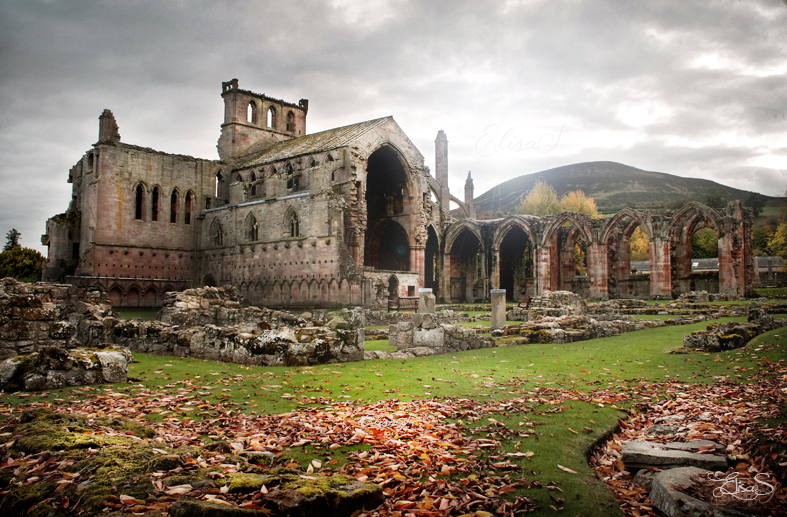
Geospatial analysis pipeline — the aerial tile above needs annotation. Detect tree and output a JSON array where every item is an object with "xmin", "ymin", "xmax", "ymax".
[
  {"xmin": 0, "ymin": 246, "xmax": 45, "ymax": 283},
  {"xmin": 4, "ymin": 228, "xmax": 20, "ymax": 251},
  {"xmin": 516, "ymin": 181, "xmax": 561, "ymax": 216},
  {"xmin": 771, "ymin": 223, "xmax": 787, "ymax": 260},
  {"xmin": 744, "ymin": 192, "xmax": 766, "ymax": 218},
  {"xmin": 561, "ymin": 190, "xmax": 599, "ymax": 218},
  {"xmin": 629, "ymin": 226, "xmax": 649, "ymax": 261},
  {"xmin": 702, "ymin": 187, "xmax": 727, "ymax": 210},
  {"xmin": 691, "ymin": 228, "xmax": 719, "ymax": 259}
]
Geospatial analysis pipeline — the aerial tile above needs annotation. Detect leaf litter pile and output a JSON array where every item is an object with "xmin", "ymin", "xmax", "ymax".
[{"xmin": 1, "ymin": 353, "xmax": 786, "ymax": 515}]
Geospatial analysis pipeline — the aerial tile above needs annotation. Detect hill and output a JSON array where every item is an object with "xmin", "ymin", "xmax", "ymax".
[{"xmin": 471, "ymin": 161, "xmax": 776, "ymax": 216}]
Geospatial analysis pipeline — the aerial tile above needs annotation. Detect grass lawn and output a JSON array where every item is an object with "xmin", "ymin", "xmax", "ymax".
[{"xmin": 3, "ymin": 314, "xmax": 784, "ymax": 516}]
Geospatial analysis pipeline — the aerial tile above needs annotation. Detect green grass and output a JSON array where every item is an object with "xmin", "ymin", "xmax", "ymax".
[
  {"xmin": 757, "ymin": 287, "xmax": 787, "ymax": 299},
  {"xmin": 2, "ymin": 317, "xmax": 784, "ymax": 516},
  {"xmin": 114, "ymin": 308, "xmax": 159, "ymax": 320}
]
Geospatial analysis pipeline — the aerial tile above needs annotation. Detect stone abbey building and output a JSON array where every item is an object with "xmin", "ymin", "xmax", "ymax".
[{"xmin": 42, "ymin": 80, "xmax": 754, "ymax": 308}]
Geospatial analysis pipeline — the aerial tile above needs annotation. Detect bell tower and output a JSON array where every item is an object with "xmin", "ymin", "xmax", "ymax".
[{"xmin": 217, "ymin": 79, "xmax": 309, "ymax": 161}]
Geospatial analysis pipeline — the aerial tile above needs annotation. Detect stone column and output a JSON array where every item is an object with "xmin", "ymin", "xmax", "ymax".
[
  {"xmin": 411, "ymin": 245, "xmax": 425, "ymax": 281},
  {"xmin": 418, "ymin": 288, "xmax": 435, "ymax": 314},
  {"xmin": 490, "ymin": 248, "xmax": 500, "ymax": 289},
  {"xmin": 587, "ymin": 242, "xmax": 609, "ymax": 300},
  {"xmin": 649, "ymin": 238, "xmax": 671, "ymax": 298},
  {"xmin": 490, "ymin": 289, "xmax": 506, "ymax": 330},
  {"xmin": 536, "ymin": 246, "xmax": 552, "ymax": 295}
]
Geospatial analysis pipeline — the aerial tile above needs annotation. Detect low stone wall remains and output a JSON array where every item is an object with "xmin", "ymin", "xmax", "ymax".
[
  {"xmin": 507, "ymin": 290, "xmax": 587, "ymax": 321},
  {"xmin": 365, "ymin": 309, "xmax": 469, "ymax": 327},
  {"xmin": 682, "ymin": 302, "xmax": 787, "ymax": 351},
  {"xmin": 0, "ymin": 278, "xmax": 114, "ymax": 360},
  {"xmin": 374, "ymin": 314, "xmax": 494, "ymax": 359},
  {"xmin": 0, "ymin": 345, "xmax": 130, "ymax": 392}
]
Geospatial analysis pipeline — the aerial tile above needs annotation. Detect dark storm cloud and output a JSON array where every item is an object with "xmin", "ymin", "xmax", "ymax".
[{"xmin": 1, "ymin": 0, "xmax": 785, "ymax": 252}]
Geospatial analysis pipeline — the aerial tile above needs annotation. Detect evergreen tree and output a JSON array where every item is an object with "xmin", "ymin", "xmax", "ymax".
[{"xmin": 4, "ymin": 228, "xmax": 20, "ymax": 251}]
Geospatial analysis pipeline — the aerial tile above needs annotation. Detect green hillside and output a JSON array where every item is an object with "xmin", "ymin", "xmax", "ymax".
[{"xmin": 472, "ymin": 161, "xmax": 777, "ymax": 216}]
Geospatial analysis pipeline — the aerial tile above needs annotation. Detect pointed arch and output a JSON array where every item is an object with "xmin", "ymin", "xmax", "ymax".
[
  {"xmin": 184, "ymin": 190, "xmax": 194, "ymax": 225},
  {"xmin": 247, "ymin": 100, "xmax": 258, "ymax": 124},
  {"xmin": 170, "ymin": 189, "xmax": 179, "ymax": 224},
  {"xmin": 285, "ymin": 208, "xmax": 300, "ymax": 237},
  {"xmin": 286, "ymin": 111, "xmax": 295, "ymax": 132},
  {"xmin": 151, "ymin": 186, "xmax": 161, "ymax": 221},
  {"xmin": 134, "ymin": 182, "xmax": 146, "ymax": 220},
  {"xmin": 244, "ymin": 213, "xmax": 259, "ymax": 242},
  {"xmin": 600, "ymin": 208, "xmax": 653, "ymax": 244},
  {"xmin": 210, "ymin": 218, "xmax": 223, "ymax": 246},
  {"xmin": 267, "ymin": 106, "xmax": 276, "ymax": 129},
  {"xmin": 540, "ymin": 212, "xmax": 594, "ymax": 247}
]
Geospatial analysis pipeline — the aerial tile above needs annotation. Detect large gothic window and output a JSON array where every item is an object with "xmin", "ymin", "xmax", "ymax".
[
  {"xmin": 134, "ymin": 184, "xmax": 145, "ymax": 220},
  {"xmin": 151, "ymin": 186, "xmax": 161, "ymax": 222},
  {"xmin": 185, "ymin": 191, "xmax": 193, "ymax": 225},
  {"xmin": 211, "ymin": 219, "xmax": 223, "ymax": 246},
  {"xmin": 245, "ymin": 214, "xmax": 258, "ymax": 242},
  {"xmin": 267, "ymin": 106, "xmax": 276, "ymax": 129},
  {"xmin": 286, "ymin": 111, "xmax": 295, "ymax": 132},
  {"xmin": 170, "ymin": 190, "xmax": 178, "ymax": 223}
]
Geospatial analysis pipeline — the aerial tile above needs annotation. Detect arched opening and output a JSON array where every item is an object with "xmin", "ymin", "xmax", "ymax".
[
  {"xmin": 245, "ymin": 213, "xmax": 258, "ymax": 242},
  {"xmin": 215, "ymin": 172, "xmax": 226, "ymax": 200},
  {"xmin": 108, "ymin": 286, "xmax": 122, "ymax": 307},
  {"xmin": 184, "ymin": 191, "xmax": 193, "ymax": 225},
  {"xmin": 499, "ymin": 226, "xmax": 534, "ymax": 301},
  {"xmin": 288, "ymin": 211, "xmax": 300, "ymax": 237},
  {"xmin": 249, "ymin": 171, "xmax": 257, "ymax": 196},
  {"xmin": 247, "ymin": 101, "xmax": 258, "ymax": 124},
  {"xmin": 286, "ymin": 111, "xmax": 295, "ymax": 132},
  {"xmin": 170, "ymin": 190, "xmax": 178, "ymax": 223},
  {"xmin": 363, "ymin": 146, "xmax": 409, "ymax": 269},
  {"xmin": 425, "ymin": 226, "xmax": 440, "ymax": 293},
  {"xmin": 672, "ymin": 216, "xmax": 720, "ymax": 295},
  {"xmin": 134, "ymin": 184, "xmax": 145, "ymax": 220},
  {"xmin": 126, "ymin": 287, "xmax": 140, "ymax": 308},
  {"xmin": 388, "ymin": 275, "xmax": 399, "ymax": 303},
  {"xmin": 448, "ymin": 228, "xmax": 484, "ymax": 302},
  {"xmin": 267, "ymin": 106, "xmax": 276, "ymax": 129},
  {"xmin": 141, "ymin": 287, "xmax": 157, "ymax": 307},
  {"xmin": 203, "ymin": 275, "xmax": 217, "ymax": 287},
  {"xmin": 210, "ymin": 219, "xmax": 223, "ymax": 246},
  {"xmin": 87, "ymin": 152, "xmax": 94, "ymax": 172},
  {"xmin": 365, "ymin": 221, "xmax": 410, "ymax": 271},
  {"xmin": 151, "ymin": 186, "xmax": 160, "ymax": 222},
  {"xmin": 605, "ymin": 218, "xmax": 651, "ymax": 299}
]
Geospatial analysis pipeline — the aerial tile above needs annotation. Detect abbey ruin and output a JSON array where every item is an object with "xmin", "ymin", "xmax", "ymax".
[{"xmin": 42, "ymin": 80, "xmax": 754, "ymax": 308}]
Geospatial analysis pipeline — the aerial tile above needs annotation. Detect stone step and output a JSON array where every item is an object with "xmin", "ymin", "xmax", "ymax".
[{"xmin": 621, "ymin": 440, "xmax": 728, "ymax": 471}]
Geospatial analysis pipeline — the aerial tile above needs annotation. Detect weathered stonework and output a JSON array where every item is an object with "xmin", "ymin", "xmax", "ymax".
[
  {"xmin": 42, "ymin": 80, "xmax": 755, "ymax": 308},
  {"xmin": 386, "ymin": 315, "xmax": 494, "ymax": 356},
  {"xmin": 0, "ymin": 345, "xmax": 130, "ymax": 392},
  {"xmin": 0, "ymin": 278, "xmax": 114, "ymax": 360}
]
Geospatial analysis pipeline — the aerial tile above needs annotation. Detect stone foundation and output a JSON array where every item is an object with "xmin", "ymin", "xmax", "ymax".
[{"xmin": 0, "ymin": 278, "xmax": 114, "ymax": 360}]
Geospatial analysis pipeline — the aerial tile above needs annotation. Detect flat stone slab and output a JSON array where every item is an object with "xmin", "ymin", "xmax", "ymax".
[
  {"xmin": 622, "ymin": 440, "xmax": 728, "ymax": 470},
  {"xmin": 650, "ymin": 467, "xmax": 752, "ymax": 517}
]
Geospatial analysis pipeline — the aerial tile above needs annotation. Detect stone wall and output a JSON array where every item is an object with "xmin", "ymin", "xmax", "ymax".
[
  {"xmin": 507, "ymin": 290, "xmax": 587, "ymax": 321},
  {"xmin": 682, "ymin": 301, "xmax": 787, "ymax": 351},
  {"xmin": 386, "ymin": 314, "xmax": 494, "ymax": 357},
  {"xmin": 0, "ymin": 278, "xmax": 114, "ymax": 360}
]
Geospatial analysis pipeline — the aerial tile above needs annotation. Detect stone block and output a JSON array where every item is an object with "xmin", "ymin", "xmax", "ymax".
[{"xmin": 622, "ymin": 440, "xmax": 728, "ymax": 471}]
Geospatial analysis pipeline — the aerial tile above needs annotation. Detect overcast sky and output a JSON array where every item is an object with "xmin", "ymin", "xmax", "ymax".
[{"xmin": 1, "ymin": 0, "xmax": 786, "ymax": 252}]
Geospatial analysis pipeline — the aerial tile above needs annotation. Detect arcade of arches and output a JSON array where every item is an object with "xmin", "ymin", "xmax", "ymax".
[{"xmin": 442, "ymin": 201, "xmax": 753, "ymax": 302}]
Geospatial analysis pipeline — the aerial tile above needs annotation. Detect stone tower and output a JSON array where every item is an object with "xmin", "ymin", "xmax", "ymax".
[{"xmin": 216, "ymin": 78, "xmax": 309, "ymax": 161}]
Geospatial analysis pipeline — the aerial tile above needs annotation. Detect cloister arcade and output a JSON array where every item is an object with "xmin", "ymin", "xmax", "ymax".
[{"xmin": 442, "ymin": 201, "xmax": 753, "ymax": 302}]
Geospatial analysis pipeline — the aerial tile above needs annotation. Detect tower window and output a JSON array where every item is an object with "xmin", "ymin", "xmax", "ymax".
[
  {"xmin": 134, "ymin": 184, "xmax": 144, "ymax": 220},
  {"xmin": 290, "ymin": 212, "xmax": 300, "ymax": 237},
  {"xmin": 286, "ymin": 111, "xmax": 295, "ymax": 132},
  {"xmin": 267, "ymin": 106, "xmax": 276, "ymax": 129},
  {"xmin": 185, "ymin": 191, "xmax": 193, "ymax": 225},
  {"xmin": 170, "ymin": 190, "xmax": 178, "ymax": 223},
  {"xmin": 151, "ymin": 186, "xmax": 160, "ymax": 221},
  {"xmin": 247, "ymin": 101, "xmax": 258, "ymax": 124}
]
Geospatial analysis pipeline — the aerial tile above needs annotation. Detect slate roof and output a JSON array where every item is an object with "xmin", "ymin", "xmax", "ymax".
[{"xmin": 237, "ymin": 116, "xmax": 394, "ymax": 169}]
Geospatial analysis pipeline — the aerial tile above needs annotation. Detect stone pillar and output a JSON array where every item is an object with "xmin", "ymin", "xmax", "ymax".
[
  {"xmin": 418, "ymin": 288, "xmax": 435, "ymax": 314},
  {"xmin": 490, "ymin": 248, "xmax": 500, "ymax": 289},
  {"xmin": 490, "ymin": 289, "xmax": 506, "ymax": 330},
  {"xmin": 588, "ymin": 241, "xmax": 609, "ymax": 300},
  {"xmin": 649, "ymin": 238, "xmax": 671, "ymax": 298},
  {"xmin": 536, "ymin": 246, "xmax": 552, "ymax": 295},
  {"xmin": 411, "ymin": 245, "xmax": 425, "ymax": 281}
]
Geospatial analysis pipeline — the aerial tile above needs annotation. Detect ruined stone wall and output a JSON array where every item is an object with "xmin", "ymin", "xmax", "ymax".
[{"xmin": 0, "ymin": 278, "xmax": 114, "ymax": 360}]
